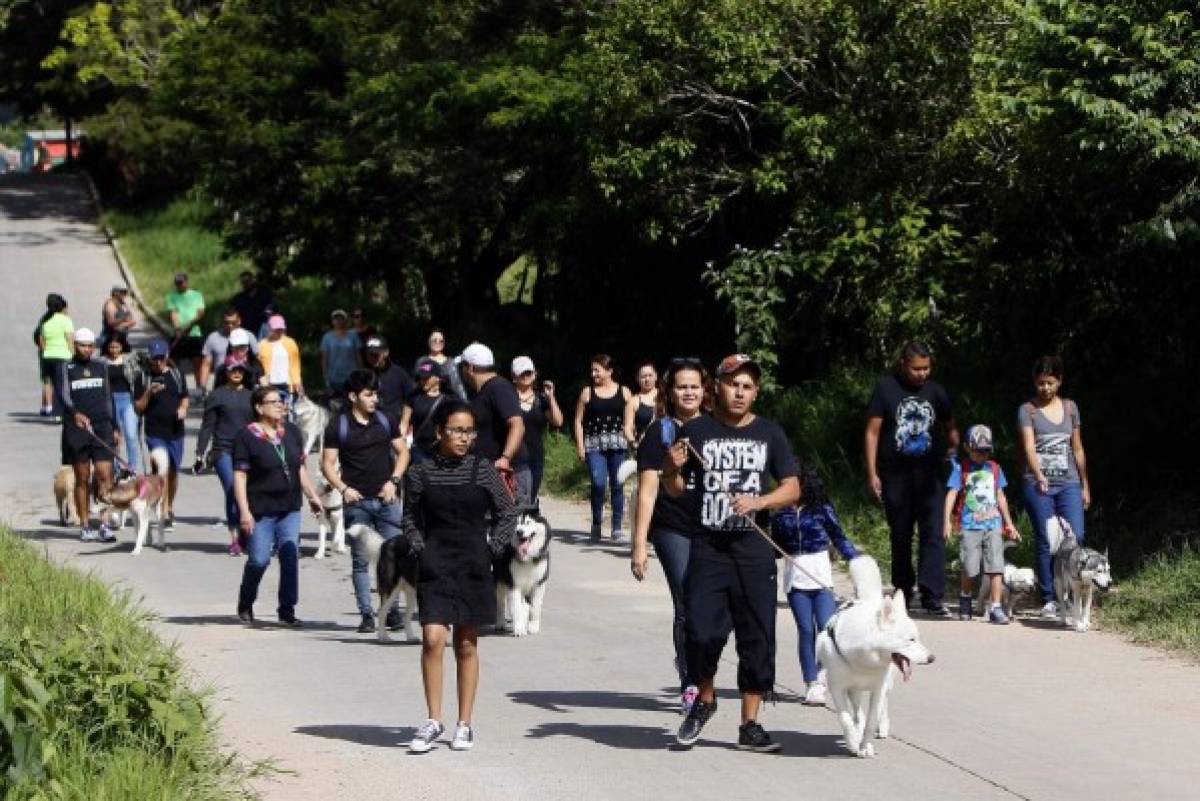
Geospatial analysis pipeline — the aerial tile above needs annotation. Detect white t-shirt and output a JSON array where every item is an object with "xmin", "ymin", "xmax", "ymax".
[
  {"xmin": 784, "ymin": 550, "xmax": 834, "ymax": 592},
  {"xmin": 268, "ymin": 341, "xmax": 290, "ymax": 385}
]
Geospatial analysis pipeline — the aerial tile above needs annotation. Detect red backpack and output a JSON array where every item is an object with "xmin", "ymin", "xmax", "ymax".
[{"xmin": 951, "ymin": 458, "xmax": 1000, "ymax": 532}]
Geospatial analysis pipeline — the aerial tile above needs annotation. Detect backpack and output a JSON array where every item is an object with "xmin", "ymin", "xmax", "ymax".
[
  {"xmin": 336, "ymin": 410, "xmax": 390, "ymax": 448},
  {"xmin": 951, "ymin": 458, "xmax": 1000, "ymax": 532}
]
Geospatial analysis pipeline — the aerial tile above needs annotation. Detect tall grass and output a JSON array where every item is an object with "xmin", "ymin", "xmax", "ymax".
[
  {"xmin": 1101, "ymin": 546, "xmax": 1200, "ymax": 658},
  {"xmin": 0, "ymin": 529, "xmax": 256, "ymax": 799},
  {"xmin": 541, "ymin": 432, "xmax": 590, "ymax": 501}
]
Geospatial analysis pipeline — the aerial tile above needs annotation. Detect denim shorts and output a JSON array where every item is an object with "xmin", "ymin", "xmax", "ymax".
[{"xmin": 145, "ymin": 435, "xmax": 185, "ymax": 471}]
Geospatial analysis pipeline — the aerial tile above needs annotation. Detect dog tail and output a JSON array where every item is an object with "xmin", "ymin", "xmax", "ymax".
[
  {"xmin": 149, "ymin": 447, "xmax": 170, "ymax": 476},
  {"xmin": 615, "ymin": 459, "xmax": 638, "ymax": 486},
  {"xmin": 345, "ymin": 524, "xmax": 384, "ymax": 565},
  {"xmin": 848, "ymin": 554, "xmax": 884, "ymax": 601}
]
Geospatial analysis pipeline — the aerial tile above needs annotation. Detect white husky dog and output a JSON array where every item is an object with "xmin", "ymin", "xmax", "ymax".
[
  {"xmin": 292, "ymin": 395, "xmax": 329, "ymax": 454},
  {"xmin": 494, "ymin": 509, "xmax": 552, "ymax": 636},
  {"xmin": 815, "ymin": 556, "xmax": 935, "ymax": 758}
]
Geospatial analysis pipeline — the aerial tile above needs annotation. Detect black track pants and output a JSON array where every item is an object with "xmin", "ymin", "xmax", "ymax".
[
  {"xmin": 881, "ymin": 466, "xmax": 946, "ymax": 605},
  {"xmin": 684, "ymin": 553, "xmax": 777, "ymax": 693}
]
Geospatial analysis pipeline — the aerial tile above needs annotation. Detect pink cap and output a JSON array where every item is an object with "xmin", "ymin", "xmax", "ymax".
[{"xmin": 267, "ymin": 314, "xmax": 286, "ymax": 330}]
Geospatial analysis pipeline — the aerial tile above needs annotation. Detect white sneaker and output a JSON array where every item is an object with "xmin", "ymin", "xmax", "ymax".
[
  {"xmin": 450, "ymin": 722, "xmax": 474, "ymax": 751},
  {"xmin": 1040, "ymin": 601, "xmax": 1059, "ymax": 618},
  {"xmin": 408, "ymin": 718, "xmax": 443, "ymax": 754},
  {"xmin": 79, "ymin": 527, "xmax": 101, "ymax": 542},
  {"xmin": 99, "ymin": 526, "xmax": 117, "ymax": 543},
  {"xmin": 802, "ymin": 682, "xmax": 827, "ymax": 706}
]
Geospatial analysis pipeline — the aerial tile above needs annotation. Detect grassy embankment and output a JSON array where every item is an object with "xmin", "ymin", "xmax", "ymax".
[
  {"xmin": 0, "ymin": 528, "xmax": 257, "ymax": 799},
  {"xmin": 107, "ymin": 199, "xmax": 1199, "ymax": 660}
]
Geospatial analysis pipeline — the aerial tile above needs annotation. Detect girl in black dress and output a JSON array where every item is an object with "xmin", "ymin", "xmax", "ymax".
[{"xmin": 403, "ymin": 400, "xmax": 517, "ymax": 754}]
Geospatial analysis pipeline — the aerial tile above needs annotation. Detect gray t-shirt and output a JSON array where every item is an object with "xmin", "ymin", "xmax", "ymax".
[
  {"xmin": 1018, "ymin": 399, "xmax": 1081, "ymax": 485},
  {"xmin": 202, "ymin": 328, "xmax": 259, "ymax": 368}
]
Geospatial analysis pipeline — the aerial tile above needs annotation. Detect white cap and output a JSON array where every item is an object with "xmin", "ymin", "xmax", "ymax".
[
  {"xmin": 228, "ymin": 328, "xmax": 251, "ymax": 347},
  {"xmin": 460, "ymin": 342, "xmax": 494, "ymax": 369},
  {"xmin": 511, "ymin": 355, "xmax": 535, "ymax": 376},
  {"xmin": 74, "ymin": 327, "xmax": 96, "ymax": 344}
]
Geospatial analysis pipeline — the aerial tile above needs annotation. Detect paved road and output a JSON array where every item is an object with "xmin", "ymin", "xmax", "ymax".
[{"xmin": 3, "ymin": 173, "xmax": 1198, "ymax": 800}]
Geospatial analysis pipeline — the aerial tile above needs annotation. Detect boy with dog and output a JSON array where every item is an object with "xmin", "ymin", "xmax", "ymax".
[
  {"xmin": 943, "ymin": 425, "xmax": 1020, "ymax": 623},
  {"xmin": 663, "ymin": 354, "xmax": 800, "ymax": 753}
]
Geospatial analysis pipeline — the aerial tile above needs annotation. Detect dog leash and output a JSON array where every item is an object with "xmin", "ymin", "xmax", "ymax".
[
  {"xmin": 77, "ymin": 421, "xmax": 138, "ymax": 475},
  {"xmin": 680, "ymin": 439, "xmax": 836, "ymax": 591}
]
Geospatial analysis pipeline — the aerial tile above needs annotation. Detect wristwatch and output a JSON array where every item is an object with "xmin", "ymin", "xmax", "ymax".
[{"xmin": 389, "ymin": 476, "xmax": 404, "ymax": 489}]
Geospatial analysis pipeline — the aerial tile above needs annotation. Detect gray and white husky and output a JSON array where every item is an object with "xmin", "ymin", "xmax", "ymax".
[
  {"xmin": 1049, "ymin": 516, "xmax": 1112, "ymax": 632},
  {"xmin": 815, "ymin": 556, "xmax": 935, "ymax": 758},
  {"xmin": 494, "ymin": 509, "xmax": 551, "ymax": 636}
]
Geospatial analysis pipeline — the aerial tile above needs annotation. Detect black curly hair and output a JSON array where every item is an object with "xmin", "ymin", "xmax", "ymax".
[{"xmin": 798, "ymin": 464, "xmax": 830, "ymax": 508}]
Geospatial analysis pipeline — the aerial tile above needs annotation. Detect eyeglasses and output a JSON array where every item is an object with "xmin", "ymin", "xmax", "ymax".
[{"xmin": 443, "ymin": 426, "xmax": 477, "ymax": 438}]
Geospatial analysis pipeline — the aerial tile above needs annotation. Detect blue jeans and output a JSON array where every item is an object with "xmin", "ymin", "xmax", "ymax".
[
  {"xmin": 1023, "ymin": 480, "xmax": 1086, "ymax": 603},
  {"xmin": 344, "ymin": 498, "xmax": 403, "ymax": 617},
  {"xmin": 213, "ymin": 451, "xmax": 238, "ymax": 528},
  {"xmin": 650, "ymin": 527, "xmax": 692, "ymax": 690},
  {"xmin": 585, "ymin": 449, "xmax": 626, "ymax": 531},
  {"xmin": 112, "ymin": 391, "xmax": 140, "ymax": 471},
  {"xmin": 787, "ymin": 588, "xmax": 837, "ymax": 682},
  {"xmin": 238, "ymin": 510, "xmax": 301, "ymax": 617}
]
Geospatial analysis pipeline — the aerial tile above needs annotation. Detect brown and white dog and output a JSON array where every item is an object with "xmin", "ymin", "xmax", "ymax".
[{"xmin": 103, "ymin": 448, "xmax": 169, "ymax": 555}]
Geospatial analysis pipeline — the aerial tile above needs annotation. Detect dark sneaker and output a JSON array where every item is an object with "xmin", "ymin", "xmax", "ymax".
[
  {"xmin": 676, "ymin": 698, "xmax": 716, "ymax": 747},
  {"xmin": 589, "ymin": 523, "xmax": 602, "ymax": 542},
  {"xmin": 237, "ymin": 605, "xmax": 254, "ymax": 624},
  {"xmin": 988, "ymin": 605, "xmax": 1010, "ymax": 625},
  {"xmin": 958, "ymin": 594, "xmax": 973, "ymax": 621},
  {"xmin": 163, "ymin": 514, "xmax": 175, "ymax": 532},
  {"xmin": 737, "ymin": 720, "xmax": 781, "ymax": 753},
  {"xmin": 357, "ymin": 614, "xmax": 376, "ymax": 633},
  {"xmin": 278, "ymin": 613, "xmax": 303, "ymax": 628},
  {"xmin": 385, "ymin": 609, "xmax": 405, "ymax": 631},
  {"xmin": 409, "ymin": 718, "xmax": 444, "ymax": 754},
  {"xmin": 921, "ymin": 602, "xmax": 952, "ymax": 618}
]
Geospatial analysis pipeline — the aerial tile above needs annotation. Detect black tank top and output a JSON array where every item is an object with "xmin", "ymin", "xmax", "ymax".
[
  {"xmin": 633, "ymin": 399, "xmax": 655, "ymax": 441},
  {"xmin": 583, "ymin": 387, "xmax": 627, "ymax": 451}
]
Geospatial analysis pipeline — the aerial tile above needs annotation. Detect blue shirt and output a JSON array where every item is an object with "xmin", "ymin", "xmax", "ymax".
[
  {"xmin": 771, "ymin": 503, "xmax": 860, "ymax": 561},
  {"xmin": 947, "ymin": 459, "xmax": 1008, "ymax": 531},
  {"xmin": 320, "ymin": 330, "xmax": 361, "ymax": 388}
]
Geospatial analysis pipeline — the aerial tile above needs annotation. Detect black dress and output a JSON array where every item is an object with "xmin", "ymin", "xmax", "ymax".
[{"xmin": 403, "ymin": 454, "xmax": 517, "ymax": 625}]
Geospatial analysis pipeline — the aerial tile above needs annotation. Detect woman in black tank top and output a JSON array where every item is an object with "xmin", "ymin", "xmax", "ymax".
[
  {"xmin": 573, "ymin": 354, "xmax": 631, "ymax": 542},
  {"xmin": 624, "ymin": 361, "xmax": 658, "ymax": 446}
]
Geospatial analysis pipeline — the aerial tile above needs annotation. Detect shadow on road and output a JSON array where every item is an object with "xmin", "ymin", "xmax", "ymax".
[
  {"xmin": 294, "ymin": 724, "xmax": 411, "ymax": 748},
  {"xmin": 509, "ymin": 689, "xmax": 676, "ymax": 714},
  {"xmin": 160, "ymin": 614, "xmax": 347, "ymax": 632},
  {"xmin": 525, "ymin": 721, "xmax": 675, "ymax": 750}
]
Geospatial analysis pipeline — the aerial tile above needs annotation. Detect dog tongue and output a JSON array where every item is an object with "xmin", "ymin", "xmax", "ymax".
[
  {"xmin": 518, "ymin": 541, "xmax": 530, "ymax": 558},
  {"xmin": 892, "ymin": 654, "xmax": 912, "ymax": 681}
]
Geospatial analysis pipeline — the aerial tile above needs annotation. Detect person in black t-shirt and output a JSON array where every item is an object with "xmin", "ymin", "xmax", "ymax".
[
  {"xmin": 457, "ymin": 342, "xmax": 526, "ymax": 503},
  {"xmin": 231, "ymin": 271, "xmax": 273, "ymax": 340},
  {"xmin": 663, "ymin": 354, "xmax": 799, "ymax": 754},
  {"xmin": 510, "ymin": 355, "xmax": 563, "ymax": 506},
  {"xmin": 134, "ymin": 339, "xmax": 189, "ymax": 528},
  {"xmin": 864, "ymin": 340, "xmax": 960, "ymax": 616},
  {"xmin": 321, "ymin": 369, "xmax": 411, "ymax": 633},
  {"xmin": 409, "ymin": 357, "xmax": 448, "ymax": 464},
  {"xmin": 631, "ymin": 358, "xmax": 708, "ymax": 714},
  {"xmin": 59, "ymin": 328, "xmax": 119, "ymax": 542},
  {"xmin": 363, "ymin": 335, "xmax": 416, "ymax": 419},
  {"xmin": 234, "ymin": 386, "xmax": 324, "ymax": 626}
]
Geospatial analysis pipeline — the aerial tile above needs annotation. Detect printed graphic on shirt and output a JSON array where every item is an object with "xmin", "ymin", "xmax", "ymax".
[
  {"xmin": 1035, "ymin": 433, "xmax": 1071, "ymax": 480},
  {"xmin": 699, "ymin": 438, "xmax": 767, "ymax": 530},
  {"xmin": 71, "ymin": 377, "xmax": 104, "ymax": 391},
  {"xmin": 962, "ymin": 469, "xmax": 1000, "ymax": 529},
  {"xmin": 894, "ymin": 397, "xmax": 935, "ymax": 457}
]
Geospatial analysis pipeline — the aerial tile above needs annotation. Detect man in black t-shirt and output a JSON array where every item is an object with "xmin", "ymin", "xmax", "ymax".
[
  {"xmin": 458, "ymin": 342, "xmax": 527, "ymax": 503},
  {"xmin": 363, "ymin": 335, "xmax": 416, "ymax": 419},
  {"xmin": 320, "ymin": 369, "xmax": 410, "ymax": 633},
  {"xmin": 59, "ymin": 328, "xmax": 119, "ymax": 542},
  {"xmin": 864, "ymin": 340, "xmax": 960, "ymax": 616},
  {"xmin": 231, "ymin": 271, "xmax": 273, "ymax": 339},
  {"xmin": 663, "ymin": 354, "xmax": 800, "ymax": 754},
  {"xmin": 134, "ymin": 339, "xmax": 189, "ymax": 529}
]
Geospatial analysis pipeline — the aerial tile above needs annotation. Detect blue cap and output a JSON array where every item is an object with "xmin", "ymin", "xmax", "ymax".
[{"xmin": 147, "ymin": 339, "xmax": 169, "ymax": 359}]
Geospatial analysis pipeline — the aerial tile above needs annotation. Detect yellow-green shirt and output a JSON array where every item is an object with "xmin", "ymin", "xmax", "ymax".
[
  {"xmin": 40, "ymin": 313, "xmax": 74, "ymax": 360},
  {"xmin": 166, "ymin": 288, "xmax": 205, "ymax": 337}
]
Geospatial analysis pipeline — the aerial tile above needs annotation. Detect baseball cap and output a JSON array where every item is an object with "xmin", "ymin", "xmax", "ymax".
[
  {"xmin": 364, "ymin": 335, "xmax": 388, "ymax": 352},
  {"xmin": 74, "ymin": 327, "xmax": 96, "ymax": 344},
  {"xmin": 414, "ymin": 356, "xmax": 440, "ymax": 379},
  {"xmin": 147, "ymin": 339, "xmax": 169, "ymax": 358},
  {"xmin": 112, "ymin": 284, "xmax": 128, "ymax": 293},
  {"xmin": 966, "ymin": 424, "xmax": 994, "ymax": 452},
  {"xmin": 228, "ymin": 328, "xmax": 251, "ymax": 347},
  {"xmin": 173, "ymin": 272, "xmax": 187, "ymax": 283},
  {"xmin": 715, "ymin": 353, "xmax": 761, "ymax": 382},
  {"xmin": 267, "ymin": 314, "xmax": 286, "ymax": 331},
  {"xmin": 330, "ymin": 308, "xmax": 348, "ymax": 320},
  {"xmin": 460, "ymin": 342, "xmax": 494, "ymax": 369},
  {"xmin": 511, "ymin": 355, "xmax": 535, "ymax": 376}
]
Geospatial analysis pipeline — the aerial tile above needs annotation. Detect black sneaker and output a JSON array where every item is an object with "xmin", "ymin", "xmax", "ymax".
[
  {"xmin": 737, "ymin": 720, "xmax": 781, "ymax": 753},
  {"xmin": 237, "ymin": 605, "xmax": 254, "ymax": 624},
  {"xmin": 357, "ymin": 614, "xmax": 376, "ymax": 633},
  {"xmin": 921, "ymin": 602, "xmax": 952, "ymax": 618},
  {"xmin": 676, "ymin": 698, "xmax": 716, "ymax": 747},
  {"xmin": 279, "ymin": 613, "xmax": 303, "ymax": 628},
  {"xmin": 958, "ymin": 594, "xmax": 973, "ymax": 621},
  {"xmin": 385, "ymin": 609, "xmax": 403, "ymax": 631}
]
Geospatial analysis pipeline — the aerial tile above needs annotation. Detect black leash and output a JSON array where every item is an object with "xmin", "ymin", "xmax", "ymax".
[{"xmin": 76, "ymin": 421, "xmax": 138, "ymax": 475}]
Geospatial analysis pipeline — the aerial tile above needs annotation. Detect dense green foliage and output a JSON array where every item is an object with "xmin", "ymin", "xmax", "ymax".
[
  {"xmin": 1102, "ymin": 546, "xmax": 1200, "ymax": 657},
  {"xmin": 6, "ymin": 0, "xmax": 1198, "ymax": 562},
  {"xmin": 0, "ymin": 529, "xmax": 254, "ymax": 799}
]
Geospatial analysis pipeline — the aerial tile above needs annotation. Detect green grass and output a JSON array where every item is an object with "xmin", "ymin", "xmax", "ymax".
[
  {"xmin": 1100, "ymin": 546, "xmax": 1200, "ymax": 659},
  {"xmin": 541, "ymin": 432, "xmax": 590, "ymax": 501},
  {"xmin": 0, "ymin": 528, "xmax": 258, "ymax": 799}
]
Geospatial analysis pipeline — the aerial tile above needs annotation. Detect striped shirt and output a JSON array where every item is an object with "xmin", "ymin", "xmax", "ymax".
[{"xmin": 402, "ymin": 454, "xmax": 517, "ymax": 552}]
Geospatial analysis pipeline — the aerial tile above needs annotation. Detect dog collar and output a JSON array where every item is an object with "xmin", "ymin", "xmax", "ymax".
[{"xmin": 824, "ymin": 605, "xmax": 854, "ymax": 665}]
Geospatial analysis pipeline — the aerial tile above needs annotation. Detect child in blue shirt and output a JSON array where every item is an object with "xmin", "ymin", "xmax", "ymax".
[
  {"xmin": 772, "ymin": 465, "xmax": 860, "ymax": 706},
  {"xmin": 943, "ymin": 424, "xmax": 1020, "ymax": 623}
]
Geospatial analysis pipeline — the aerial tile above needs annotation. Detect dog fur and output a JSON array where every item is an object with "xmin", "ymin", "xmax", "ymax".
[
  {"xmin": 344, "ymin": 523, "xmax": 420, "ymax": 642},
  {"xmin": 53, "ymin": 465, "xmax": 78, "ymax": 525},
  {"xmin": 976, "ymin": 541, "xmax": 1037, "ymax": 617},
  {"xmin": 314, "ymin": 475, "xmax": 346, "ymax": 559},
  {"xmin": 494, "ymin": 509, "xmax": 552, "ymax": 636},
  {"xmin": 1050, "ymin": 517, "xmax": 1112, "ymax": 632},
  {"xmin": 292, "ymin": 395, "xmax": 330, "ymax": 455},
  {"xmin": 815, "ymin": 556, "xmax": 935, "ymax": 758},
  {"xmin": 104, "ymin": 448, "xmax": 169, "ymax": 555}
]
